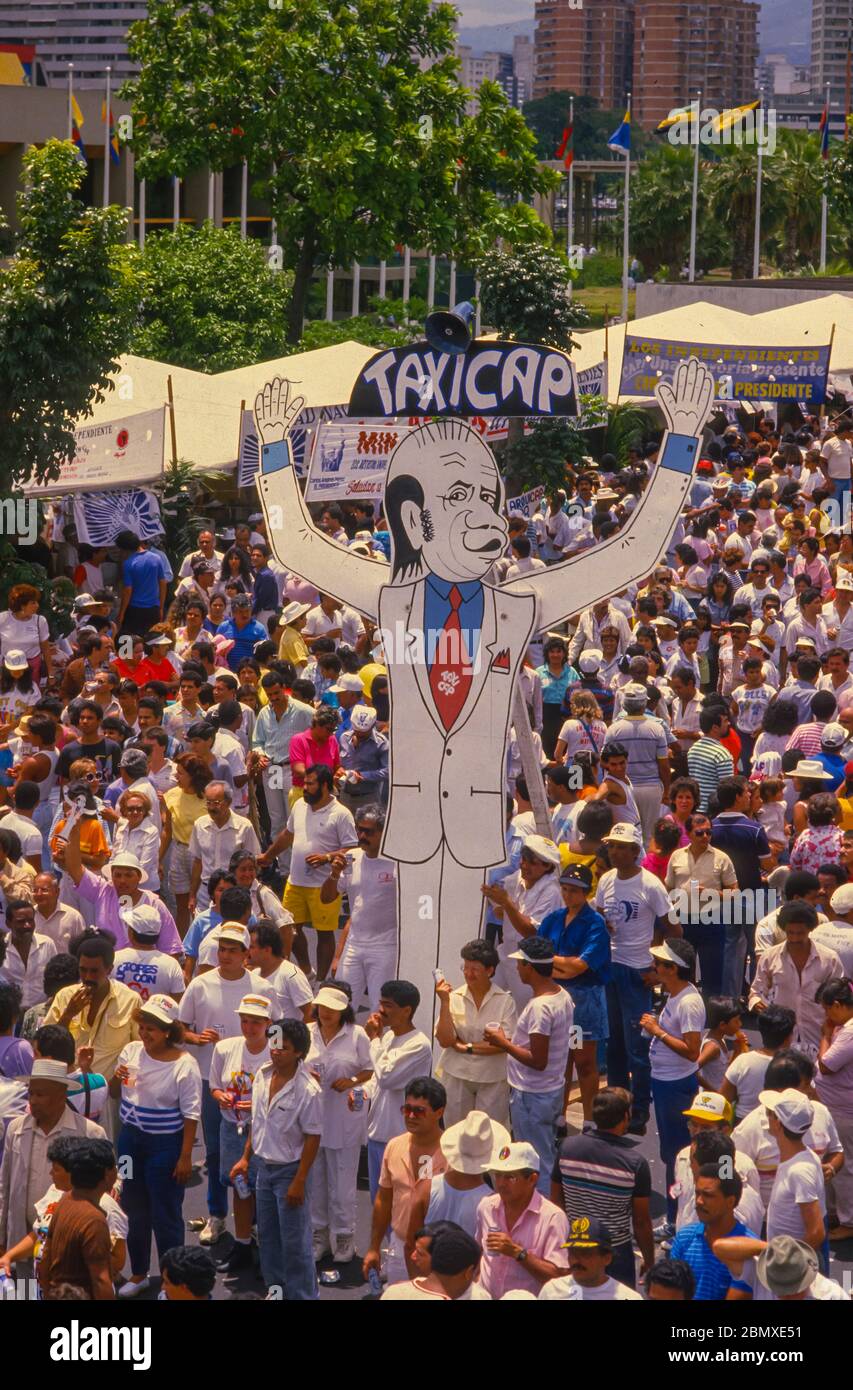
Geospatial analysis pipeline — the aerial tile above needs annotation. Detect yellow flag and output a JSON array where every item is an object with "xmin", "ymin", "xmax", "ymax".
[
  {"xmin": 657, "ymin": 105, "xmax": 697, "ymax": 131},
  {"xmin": 71, "ymin": 93, "xmax": 84, "ymax": 127},
  {"xmin": 711, "ymin": 100, "xmax": 759, "ymax": 135}
]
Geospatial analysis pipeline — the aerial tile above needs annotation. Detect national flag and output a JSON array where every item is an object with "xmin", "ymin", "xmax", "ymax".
[
  {"xmin": 608, "ymin": 110, "xmax": 631, "ymax": 155},
  {"xmin": 819, "ymin": 100, "xmax": 830, "ymax": 159},
  {"xmin": 101, "ymin": 100, "xmax": 120, "ymax": 164},
  {"xmin": 656, "ymin": 104, "xmax": 696, "ymax": 131},
  {"xmin": 70, "ymin": 93, "xmax": 87, "ymax": 165},
  {"xmin": 556, "ymin": 117, "xmax": 574, "ymax": 170},
  {"xmin": 710, "ymin": 99, "xmax": 760, "ymax": 136}
]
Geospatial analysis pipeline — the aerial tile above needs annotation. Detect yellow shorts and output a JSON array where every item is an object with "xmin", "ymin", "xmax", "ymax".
[{"xmin": 282, "ymin": 882, "xmax": 341, "ymax": 931}]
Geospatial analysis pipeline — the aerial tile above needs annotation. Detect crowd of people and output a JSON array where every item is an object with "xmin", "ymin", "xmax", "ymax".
[{"xmin": 2, "ymin": 407, "xmax": 853, "ymax": 1302}]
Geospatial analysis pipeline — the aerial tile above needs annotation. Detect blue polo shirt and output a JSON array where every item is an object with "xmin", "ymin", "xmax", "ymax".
[
  {"xmin": 216, "ymin": 617, "xmax": 269, "ymax": 671},
  {"xmin": 539, "ymin": 902, "xmax": 611, "ymax": 990},
  {"xmin": 123, "ymin": 548, "xmax": 172, "ymax": 608},
  {"xmin": 670, "ymin": 1220, "xmax": 758, "ymax": 1300},
  {"xmin": 710, "ymin": 812, "xmax": 770, "ymax": 893}
]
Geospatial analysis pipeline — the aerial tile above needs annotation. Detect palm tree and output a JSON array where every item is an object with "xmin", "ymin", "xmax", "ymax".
[
  {"xmin": 629, "ymin": 145, "xmax": 694, "ymax": 275},
  {"xmin": 706, "ymin": 144, "xmax": 770, "ymax": 279},
  {"xmin": 773, "ymin": 129, "xmax": 825, "ymax": 270}
]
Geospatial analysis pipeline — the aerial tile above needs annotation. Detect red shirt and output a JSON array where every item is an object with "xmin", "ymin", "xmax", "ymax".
[
  {"xmin": 135, "ymin": 656, "xmax": 177, "ymax": 687},
  {"xmin": 288, "ymin": 730, "xmax": 340, "ymax": 787}
]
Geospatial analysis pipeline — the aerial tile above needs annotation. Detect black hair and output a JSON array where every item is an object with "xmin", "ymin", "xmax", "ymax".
[
  {"xmin": 429, "ymin": 1224, "xmax": 481, "ymax": 1277},
  {"xmin": 0, "ymin": 829, "xmax": 22, "ymax": 863},
  {"xmin": 274, "ymin": 1017, "xmax": 311, "ymax": 1059},
  {"xmin": 777, "ymin": 1046, "xmax": 814, "ymax": 1084},
  {"xmin": 783, "ymin": 871, "xmax": 820, "ymax": 901},
  {"xmin": 12, "ymin": 780, "xmax": 40, "ymax": 812},
  {"xmin": 764, "ymin": 1052, "xmax": 803, "ymax": 1090},
  {"xmin": 160, "ymin": 1245, "xmax": 217, "ymax": 1298},
  {"xmin": 696, "ymin": 1161, "xmax": 742, "ymax": 1203},
  {"xmin": 33, "ymin": 1023, "xmax": 76, "ymax": 1065},
  {"xmin": 314, "ymin": 977, "xmax": 356, "ymax": 1025},
  {"xmin": 0, "ymin": 982, "xmax": 22, "ymax": 1032},
  {"xmin": 817, "ymin": 979, "xmax": 853, "ymax": 1008},
  {"xmin": 778, "ymin": 901, "xmax": 818, "ymax": 931},
  {"xmin": 644, "ymin": 1257, "xmax": 695, "ymax": 1299},
  {"xmin": 592, "ymin": 1086, "xmax": 632, "ymax": 1130},
  {"xmin": 460, "ymin": 939, "xmax": 499, "ymax": 971},
  {"xmin": 249, "ymin": 921, "xmax": 283, "ymax": 957},
  {"xmin": 306, "ymin": 763, "xmax": 335, "ymax": 791},
  {"xmin": 706, "ymin": 996, "xmax": 742, "ymax": 1029},
  {"xmin": 380, "ymin": 979, "xmax": 420, "ymax": 1016},
  {"xmin": 207, "ymin": 868, "xmax": 236, "ymax": 898},
  {"xmin": 653, "ymin": 818, "xmax": 683, "ymax": 853},
  {"xmin": 405, "ymin": 1076, "xmax": 447, "ymax": 1110},
  {"xmin": 73, "ymin": 932, "xmax": 116, "ymax": 969},
  {"xmin": 756, "ymin": 1004, "xmax": 796, "ymax": 1049},
  {"xmin": 576, "ymin": 800, "xmax": 614, "ymax": 839},
  {"xmin": 42, "ymin": 953, "xmax": 80, "ymax": 998},
  {"xmin": 218, "ymin": 885, "xmax": 252, "ymax": 922},
  {"xmin": 662, "ymin": 937, "xmax": 696, "ymax": 980},
  {"xmin": 699, "ymin": 706, "xmax": 725, "ymax": 735},
  {"xmin": 63, "ymin": 1137, "xmax": 116, "ymax": 1188}
]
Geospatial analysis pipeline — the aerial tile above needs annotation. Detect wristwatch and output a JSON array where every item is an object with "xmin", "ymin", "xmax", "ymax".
[
  {"xmin": 515, "ymin": 1248, "xmax": 528, "ymax": 1264},
  {"xmin": 466, "ymin": 1043, "xmax": 474, "ymax": 1055}
]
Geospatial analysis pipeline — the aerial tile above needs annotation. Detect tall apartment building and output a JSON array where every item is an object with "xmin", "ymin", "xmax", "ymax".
[
  {"xmin": 633, "ymin": 0, "xmax": 759, "ymax": 127},
  {"xmin": 533, "ymin": 0, "xmax": 634, "ymax": 107},
  {"xmin": 811, "ymin": 0, "xmax": 853, "ymax": 105},
  {"xmin": 0, "ymin": 0, "xmax": 146, "ymax": 87},
  {"xmin": 533, "ymin": 0, "xmax": 758, "ymax": 128},
  {"xmin": 513, "ymin": 33, "xmax": 533, "ymax": 103}
]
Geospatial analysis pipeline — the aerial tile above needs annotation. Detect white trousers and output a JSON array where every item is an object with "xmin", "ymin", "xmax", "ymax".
[
  {"xmin": 262, "ymin": 764, "xmax": 292, "ymax": 874},
  {"xmin": 310, "ymin": 1143, "xmax": 361, "ymax": 1239},
  {"xmin": 441, "ymin": 1072, "xmax": 511, "ymax": 1129},
  {"xmin": 632, "ymin": 782, "xmax": 664, "ymax": 851},
  {"xmin": 337, "ymin": 941, "xmax": 397, "ymax": 1013}
]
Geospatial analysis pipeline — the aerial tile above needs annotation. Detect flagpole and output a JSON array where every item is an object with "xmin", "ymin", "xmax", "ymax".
[
  {"xmin": 567, "ymin": 94, "xmax": 574, "ymax": 260},
  {"xmin": 820, "ymin": 82, "xmax": 830, "ymax": 272},
  {"xmin": 172, "ymin": 177, "xmax": 180, "ymax": 229},
  {"xmin": 66, "ymin": 63, "xmax": 73, "ymax": 140},
  {"xmin": 688, "ymin": 89, "xmax": 701, "ymax": 283},
  {"xmin": 240, "ymin": 160, "xmax": 248, "ymax": 240},
  {"xmin": 102, "ymin": 67, "xmax": 111, "ymax": 207},
  {"xmin": 752, "ymin": 125, "xmax": 763, "ymax": 279},
  {"xmin": 621, "ymin": 91, "xmax": 631, "ymax": 322}
]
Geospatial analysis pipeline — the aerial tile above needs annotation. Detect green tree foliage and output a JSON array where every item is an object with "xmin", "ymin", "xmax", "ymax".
[
  {"xmin": 123, "ymin": 0, "xmax": 557, "ymax": 344},
  {"xmin": 824, "ymin": 121, "xmax": 853, "ymax": 254},
  {"xmin": 128, "ymin": 223, "xmax": 294, "ymax": 373},
  {"xmin": 298, "ymin": 296, "xmax": 426, "ymax": 352},
  {"xmin": 628, "ymin": 143, "xmax": 726, "ymax": 277},
  {"xmin": 522, "ymin": 91, "xmax": 651, "ymax": 162},
  {"xmin": 477, "ymin": 244, "xmax": 589, "ymax": 352},
  {"xmin": 0, "ymin": 141, "xmax": 137, "ymax": 487},
  {"xmin": 502, "ymin": 417, "xmax": 588, "ymax": 496}
]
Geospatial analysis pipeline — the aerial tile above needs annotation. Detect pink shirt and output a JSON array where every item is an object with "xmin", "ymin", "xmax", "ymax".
[
  {"xmin": 288, "ymin": 730, "xmax": 340, "ymax": 788},
  {"xmin": 474, "ymin": 1190, "xmax": 568, "ymax": 1298},
  {"xmin": 816, "ymin": 1018, "xmax": 853, "ymax": 1119}
]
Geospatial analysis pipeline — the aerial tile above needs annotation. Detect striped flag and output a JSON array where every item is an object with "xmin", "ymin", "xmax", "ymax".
[
  {"xmin": 608, "ymin": 109, "xmax": 631, "ymax": 155},
  {"xmin": 101, "ymin": 100, "xmax": 120, "ymax": 164},
  {"xmin": 819, "ymin": 100, "xmax": 830, "ymax": 158},
  {"xmin": 556, "ymin": 116, "xmax": 574, "ymax": 169},
  {"xmin": 70, "ymin": 93, "xmax": 87, "ymax": 166}
]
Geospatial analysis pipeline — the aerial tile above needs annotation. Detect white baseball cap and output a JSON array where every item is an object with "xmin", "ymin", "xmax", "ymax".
[
  {"xmin": 830, "ymin": 883, "xmax": 853, "ymax": 915},
  {"xmin": 349, "ymin": 704, "xmax": 377, "ymax": 734},
  {"xmin": 3, "ymin": 649, "xmax": 28, "ymax": 672},
  {"xmin": 121, "ymin": 903, "xmax": 162, "ymax": 938},
  {"xmin": 649, "ymin": 939, "xmax": 685, "ymax": 967},
  {"xmin": 836, "ymin": 573, "xmax": 853, "ymax": 592},
  {"xmin": 489, "ymin": 1141, "xmax": 541, "ymax": 1174},
  {"xmin": 759, "ymin": 1088, "xmax": 814, "ymax": 1135},
  {"xmin": 522, "ymin": 834, "xmax": 561, "ymax": 867},
  {"xmin": 578, "ymin": 649, "xmax": 603, "ymax": 674},
  {"xmin": 237, "ymin": 993, "xmax": 273, "ymax": 1019},
  {"xmin": 330, "ymin": 674, "xmax": 364, "ymax": 694},
  {"xmin": 218, "ymin": 922, "xmax": 250, "ymax": 948},
  {"xmin": 139, "ymin": 994, "xmax": 180, "ymax": 1027},
  {"xmin": 601, "ymin": 823, "xmax": 642, "ymax": 847},
  {"xmin": 821, "ymin": 722, "xmax": 847, "ymax": 749}
]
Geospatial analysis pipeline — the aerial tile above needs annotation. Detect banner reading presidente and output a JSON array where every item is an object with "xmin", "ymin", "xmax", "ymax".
[{"xmin": 619, "ymin": 336, "xmax": 832, "ymax": 405}]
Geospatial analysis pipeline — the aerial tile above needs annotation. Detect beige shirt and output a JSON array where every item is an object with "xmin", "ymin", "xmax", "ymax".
[
  {"xmin": 35, "ymin": 904, "xmax": 86, "ymax": 950},
  {"xmin": 749, "ymin": 939, "xmax": 844, "ymax": 1054},
  {"xmin": 436, "ymin": 983, "xmax": 518, "ymax": 1083},
  {"xmin": 665, "ymin": 844, "xmax": 738, "ymax": 893},
  {"xmin": 45, "ymin": 980, "xmax": 140, "ymax": 1080}
]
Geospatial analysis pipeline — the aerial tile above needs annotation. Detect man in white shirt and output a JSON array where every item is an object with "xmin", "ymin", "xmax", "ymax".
[
  {"xmin": 248, "ymin": 921, "xmax": 313, "ymax": 1021},
  {"xmin": 569, "ymin": 601, "xmax": 632, "ymax": 666},
  {"xmin": 179, "ymin": 529, "xmax": 224, "ymax": 579},
  {"xmin": 820, "ymin": 422, "xmax": 853, "ymax": 509},
  {"xmin": 259, "ymin": 764, "xmax": 357, "ymax": 981},
  {"xmin": 2, "ymin": 899, "xmax": 57, "ymax": 1010},
  {"xmin": 303, "ymin": 594, "xmax": 364, "ymax": 651},
  {"xmin": 323, "ymin": 805, "xmax": 398, "ymax": 1010},
  {"xmin": 594, "ymin": 822, "xmax": 679, "ymax": 1136},
  {"xmin": 188, "ymin": 782, "xmax": 260, "ymax": 912},
  {"xmin": 111, "ymin": 903, "xmax": 185, "ymax": 1002},
  {"xmin": 482, "ymin": 834, "xmax": 563, "ymax": 1011},
  {"xmin": 32, "ymin": 872, "xmax": 84, "ymax": 950},
  {"xmin": 0, "ymin": 782, "xmax": 44, "ymax": 871},
  {"xmin": 749, "ymin": 901, "xmax": 844, "ymax": 1055},
  {"xmin": 503, "ymin": 536, "xmax": 546, "ymax": 584},
  {"xmin": 179, "ymin": 923, "xmax": 273, "ymax": 1245},
  {"xmin": 539, "ymin": 1216, "xmax": 641, "ymax": 1300},
  {"xmin": 762, "ymin": 1089, "xmax": 827, "ymax": 1252},
  {"xmin": 363, "ymin": 978, "xmax": 432, "ymax": 1201}
]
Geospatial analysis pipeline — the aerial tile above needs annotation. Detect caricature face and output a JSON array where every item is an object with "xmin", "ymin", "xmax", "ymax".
[{"xmin": 394, "ymin": 429, "xmax": 507, "ymax": 582}]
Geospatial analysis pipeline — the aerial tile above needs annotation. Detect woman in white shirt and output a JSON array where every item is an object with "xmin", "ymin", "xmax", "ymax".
[
  {"xmin": 307, "ymin": 982, "xmax": 373, "ymax": 1265},
  {"xmin": 0, "ymin": 584, "xmax": 52, "ymax": 684},
  {"xmin": 110, "ymin": 993, "xmax": 201, "ymax": 1298},
  {"xmin": 641, "ymin": 938, "xmax": 706, "ymax": 1234},
  {"xmin": 110, "ymin": 789, "xmax": 161, "ymax": 890}
]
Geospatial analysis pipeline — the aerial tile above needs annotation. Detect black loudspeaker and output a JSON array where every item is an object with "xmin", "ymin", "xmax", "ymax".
[{"xmin": 424, "ymin": 300, "xmax": 475, "ymax": 355}]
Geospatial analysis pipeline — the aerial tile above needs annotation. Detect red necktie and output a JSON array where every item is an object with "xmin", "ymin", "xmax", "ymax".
[{"xmin": 428, "ymin": 585, "xmax": 472, "ymax": 732}]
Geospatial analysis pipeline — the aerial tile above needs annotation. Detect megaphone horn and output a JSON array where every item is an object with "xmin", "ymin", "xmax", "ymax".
[{"xmin": 424, "ymin": 300, "xmax": 475, "ymax": 356}]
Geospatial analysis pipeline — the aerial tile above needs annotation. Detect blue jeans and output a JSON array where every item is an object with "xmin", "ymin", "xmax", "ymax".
[
  {"xmin": 722, "ymin": 919, "xmax": 756, "ymax": 998},
  {"xmin": 201, "ymin": 1080, "xmax": 228, "ymax": 1219},
  {"xmin": 255, "ymin": 1158, "xmax": 317, "ymax": 1300},
  {"xmin": 652, "ymin": 1073, "xmax": 699, "ymax": 1222},
  {"xmin": 367, "ymin": 1138, "xmax": 387, "ymax": 1204},
  {"xmin": 682, "ymin": 921, "xmax": 724, "ymax": 998},
  {"xmin": 606, "ymin": 963, "xmax": 652, "ymax": 1122},
  {"xmin": 509, "ymin": 1085, "xmax": 564, "ymax": 1194},
  {"xmin": 118, "ymin": 1124, "xmax": 186, "ymax": 1277}
]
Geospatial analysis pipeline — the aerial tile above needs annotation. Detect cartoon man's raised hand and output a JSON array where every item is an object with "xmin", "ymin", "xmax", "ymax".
[
  {"xmin": 254, "ymin": 377, "xmax": 306, "ymax": 446},
  {"xmin": 655, "ymin": 357, "xmax": 715, "ymax": 440}
]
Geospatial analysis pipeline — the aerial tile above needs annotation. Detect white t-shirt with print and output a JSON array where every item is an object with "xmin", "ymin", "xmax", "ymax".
[
  {"xmin": 112, "ymin": 948, "xmax": 185, "ymax": 1002},
  {"xmin": 208, "ymin": 1035, "xmax": 270, "ymax": 1124},
  {"xmin": 539, "ymin": 1275, "xmax": 642, "ymax": 1300},
  {"xmin": 594, "ymin": 867, "xmax": 673, "ymax": 969},
  {"xmin": 767, "ymin": 1148, "xmax": 826, "ymax": 1242},
  {"xmin": 178, "ymin": 968, "xmax": 273, "ymax": 1081}
]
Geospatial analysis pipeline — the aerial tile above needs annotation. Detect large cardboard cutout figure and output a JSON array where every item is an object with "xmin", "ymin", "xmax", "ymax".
[{"xmin": 255, "ymin": 359, "xmax": 715, "ymax": 1022}]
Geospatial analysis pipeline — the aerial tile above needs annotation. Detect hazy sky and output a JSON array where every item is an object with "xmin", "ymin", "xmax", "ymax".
[{"xmin": 455, "ymin": 0, "xmax": 532, "ymax": 29}]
